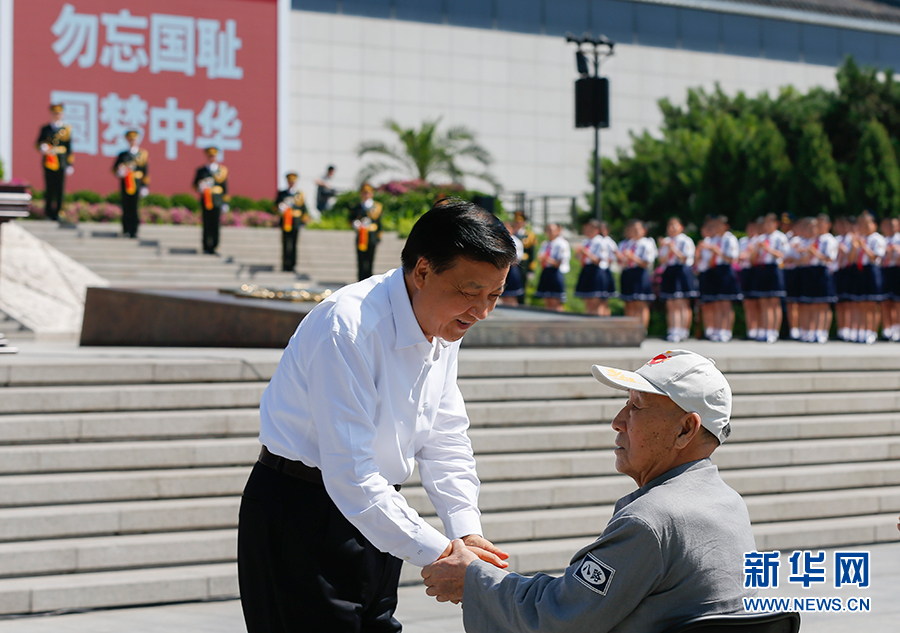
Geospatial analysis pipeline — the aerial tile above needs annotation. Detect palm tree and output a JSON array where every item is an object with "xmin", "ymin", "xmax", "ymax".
[{"xmin": 357, "ymin": 119, "xmax": 500, "ymax": 191}]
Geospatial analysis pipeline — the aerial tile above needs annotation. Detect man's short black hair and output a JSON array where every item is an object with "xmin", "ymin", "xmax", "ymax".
[{"xmin": 401, "ymin": 198, "xmax": 517, "ymax": 274}]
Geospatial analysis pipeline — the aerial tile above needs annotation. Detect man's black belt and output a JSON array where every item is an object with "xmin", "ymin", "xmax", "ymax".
[{"xmin": 258, "ymin": 446, "xmax": 401, "ymax": 491}]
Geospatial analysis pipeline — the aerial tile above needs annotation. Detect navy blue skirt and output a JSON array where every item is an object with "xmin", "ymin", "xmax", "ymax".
[
  {"xmin": 846, "ymin": 265, "xmax": 884, "ymax": 301},
  {"xmin": 837, "ymin": 266, "xmax": 859, "ymax": 301},
  {"xmin": 658, "ymin": 264, "xmax": 697, "ymax": 299},
  {"xmin": 575, "ymin": 264, "xmax": 616, "ymax": 298},
  {"xmin": 739, "ymin": 267, "xmax": 756, "ymax": 297},
  {"xmin": 883, "ymin": 266, "xmax": 900, "ymax": 301},
  {"xmin": 502, "ymin": 263, "xmax": 524, "ymax": 297},
  {"xmin": 797, "ymin": 266, "xmax": 836, "ymax": 304},
  {"xmin": 534, "ymin": 266, "xmax": 566, "ymax": 299},
  {"xmin": 747, "ymin": 263, "xmax": 786, "ymax": 298},
  {"xmin": 620, "ymin": 267, "xmax": 655, "ymax": 302},
  {"xmin": 784, "ymin": 268, "xmax": 801, "ymax": 302},
  {"xmin": 701, "ymin": 265, "xmax": 742, "ymax": 302}
]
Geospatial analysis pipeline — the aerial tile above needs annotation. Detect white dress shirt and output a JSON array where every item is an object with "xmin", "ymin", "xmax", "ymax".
[
  {"xmin": 659, "ymin": 233, "xmax": 695, "ymax": 267},
  {"xmin": 540, "ymin": 236, "xmax": 571, "ymax": 274},
  {"xmin": 259, "ymin": 268, "xmax": 483, "ymax": 567}
]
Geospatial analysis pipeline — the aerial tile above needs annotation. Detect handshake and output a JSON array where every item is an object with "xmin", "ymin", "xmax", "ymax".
[{"xmin": 421, "ymin": 535, "xmax": 509, "ymax": 604}]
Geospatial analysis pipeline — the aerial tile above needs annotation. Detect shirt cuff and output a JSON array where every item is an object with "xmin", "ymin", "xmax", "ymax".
[
  {"xmin": 444, "ymin": 508, "xmax": 483, "ymax": 542},
  {"xmin": 393, "ymin": 524, "xmax": 451, "ymax": 567}
]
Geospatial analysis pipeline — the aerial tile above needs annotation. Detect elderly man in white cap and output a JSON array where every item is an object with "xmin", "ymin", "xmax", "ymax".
[{"xmin": 422, "ymin": 349, "xmax": 757, "ymax": 633}]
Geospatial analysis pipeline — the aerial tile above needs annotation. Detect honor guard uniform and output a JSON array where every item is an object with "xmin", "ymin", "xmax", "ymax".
[
  {"xmin": 193, "ymin": 147, "xmax": 229, "ymax": 254},
  {"xmin": 350, "ymin": 183, "xmax": 383, "ymax": 281},
  {"xmin": 112, "ymin": 130, "xmax": 149, "ymax": 238},
  {"xmin": 276, "ymin": 172, "xmax": 310, "ymax": 272},
  {"xmin": 36, "ymin": 104, "xmax": 73, "ymax": 221}
]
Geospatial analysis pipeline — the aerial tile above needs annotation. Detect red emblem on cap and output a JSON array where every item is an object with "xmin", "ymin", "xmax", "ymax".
[{"xmin": 647, "ymin": 352, "xmax": 673, "ymax": 366}]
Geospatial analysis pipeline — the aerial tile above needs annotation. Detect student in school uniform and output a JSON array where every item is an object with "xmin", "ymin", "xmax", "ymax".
[
  {"xmin": 575, "ymin": 220, "xmax": 616, "ymax": 316},
  {"xmin": 746, "ymin": 213, "xmax": 788, "ymax": 343},
  {"xmin": 500, "ymin": 222, "xmax": 525, "ymax": 306},
  {"xmin": 846, "ymin": 211, "xmax": 886, "ymax": 345},
  {"xmin": 657, "ymin": 217, "xmax": 697, "ymax": 342},
  {"xmin": 796, "ymin": 217, "xmax": 838, "ymax": 343},
  {"xmin": 534, "ymin": 223, "xmax": 571, "ymax": 312},
  {"xmin": 693, "ymin": 220, "xmax": 714, "ymax": 340},
  {"xmin": 617, "ymin": 219, "xmax": 657, "ymax": 330},
  {"xmin": 704, "ymin": 216, "xmax": 742, "ymax": 342},
  {"xmin": 879, "ymin": 217, "xmax": 900, "ymax": 342},
  {"xmin": 738, "ymin": 219, "xmax": 762, "ymax": 341}
]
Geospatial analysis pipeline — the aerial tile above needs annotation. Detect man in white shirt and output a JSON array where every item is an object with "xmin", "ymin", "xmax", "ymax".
[{"xmin": 238, "ymin": 199, "xmax": 516, "ymax": 632}]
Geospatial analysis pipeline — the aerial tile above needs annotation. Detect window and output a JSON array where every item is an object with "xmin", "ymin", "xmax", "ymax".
[
  {"xmin": 679, "ymin": 8, "xmax": 719, "ymax": 53},
  {"xmin": 447, "ymin": 0, "xmax": 493, "ymax": 29},
  {"xmin": 497, "ymin": 0, "xmax": 542, "ymax": 34},
  {"xmin": 635, "ymin": 3, "xmax": 677, "ymax": 48},
  {"xmin": 840, "ymin": 29, "xmax": 877, "ymax": 67},
  {"xmin": 395, "ymin": 0, "xmax": 444, "ymax": 24},
  {"xmin": 877, "ymin": 34, "xmax": 900, "ymax": 69},
  {"xmin": 762, "ymin": 18, "xmax": 800, "ymax": 62},
  {"xmin": 292, "ymin": 0, "xmax": 339, "ymax": 12},
  {"xmin": 722, "ymin": 14, "xmax": 760, "ymax": 57},
  {"xmin": 592, "ymin": 0, "xmax": 633, "ymax": 44},
  {"xmin": 546, "ymin": 0, "xmax": 590, "ymax": 37},
  {"xmin": 802, "ymin": 24, "xmax": 840, "ymax": 66}
]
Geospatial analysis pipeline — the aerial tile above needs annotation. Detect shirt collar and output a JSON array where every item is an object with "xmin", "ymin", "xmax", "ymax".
[
  {"xmin": 613, "ymin": 458, "xmax": 712, "ymax": 514},
  {"xmin": 386, "ymin": 268, "xmax": 444, "ymax": 351}
]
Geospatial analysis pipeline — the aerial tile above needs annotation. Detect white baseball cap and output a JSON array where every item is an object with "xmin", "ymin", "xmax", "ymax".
[{"xmin": 591, "ymin": 349, "xmax": 733, "ymax": 443}]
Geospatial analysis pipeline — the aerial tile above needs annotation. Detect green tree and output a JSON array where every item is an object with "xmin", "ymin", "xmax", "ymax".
[
  {"xmin": 357, "ymin": 119, "xmax": 499, "ymax": 191},
  {"xmin": 846, "ymin": 119, "xmax": 900, "ymax": 216},
  {"xmin": 740, "ymin": 116, "xmax": 792, "ymax": 226},
  {"xmin": 0, "ymin": 155, "xmax": 4, "ymax": 181},
  {"xmin": 789, "ymin": 121, "xmax": 845, "ymax": 216},
  {"xmin": 695, "ymin": 114, "xmax": 746, "ymax": 220}
]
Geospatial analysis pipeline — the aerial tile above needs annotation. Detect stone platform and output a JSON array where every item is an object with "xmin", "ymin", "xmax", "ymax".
[{"xmin": 80, "ymin": 287, "xmax": 645, "ymax": 348}]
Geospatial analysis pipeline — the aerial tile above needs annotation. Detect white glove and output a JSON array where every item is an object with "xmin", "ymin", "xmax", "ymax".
[
  {"xmin": 65, "ymin": 165, "xmax": 75, "ymax": 176},
  {"xmin": 221, "ymin": 203, "xmax": 230, "ymax": 213},
  {"xmin": 139, "ymin": 187, "xmax": 149, "ymax": 198},
  {"xmin": 116, "ymin": 165, "xmax": 128, "ymax": 178},
  {"xmin": 40, "ymin": 143, "xmax": 51, "ymax": 154}
]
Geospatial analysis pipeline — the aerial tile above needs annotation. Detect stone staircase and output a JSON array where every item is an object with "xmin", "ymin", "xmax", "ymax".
[
  {"xmin": 0, "ymin": 345, "xmax": 897, "ymax": 614},
  {"xmin": 16, "ymin": 221, "xmax": 405, "ymax": 288}
]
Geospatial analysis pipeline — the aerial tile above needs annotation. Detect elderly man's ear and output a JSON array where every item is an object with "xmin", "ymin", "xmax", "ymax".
[{"xmin": 674, "ymin": 412, "xmax": 704, "ymax": 450}]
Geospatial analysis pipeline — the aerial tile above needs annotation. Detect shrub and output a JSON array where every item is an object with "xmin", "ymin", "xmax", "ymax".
[
  {"xmin": 70, "ymin": 189, "xmax": 104, "ymax": 204},
  {"xmin": 256, "ymin": 197, "xmax": 275, "ymax": 212},
  {"xmin": 105, "ymin": 191, "xmax": 122, "ymax": 205},
  {"xmin": 141, "ymin": 192, "xmax": 172, "ymax": 208},
  {"xmin": 171, "ymin": 192, "xmax": 200, "ymax": 212},
  {"xmin": 228, "ymin": 195, "xmax": 259, "ymax": 211}
]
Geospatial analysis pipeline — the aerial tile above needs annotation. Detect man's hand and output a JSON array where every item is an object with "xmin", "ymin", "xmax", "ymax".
[
  {"xmin": 461, "ymin": 534, "xmax": 509, "ymax": 569},
  {"xmin": 422, "ymin": 539, "xmax": 479, "ymax": 604}
]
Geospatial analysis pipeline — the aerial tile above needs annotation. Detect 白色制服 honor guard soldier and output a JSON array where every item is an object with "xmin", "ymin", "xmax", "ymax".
[
  {"xmin": 112, "ymin": 129, "xmax": 149, "ymax": 238},
  {"xmin": 36, "ymin": 103, "xmax": 73, "ymax": 222},
  {"xmin": 193, "ymin": 147, "xmax": 229, "ymax": 254}
]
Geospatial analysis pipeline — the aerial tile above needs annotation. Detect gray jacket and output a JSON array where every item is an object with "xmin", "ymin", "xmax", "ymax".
[{"xmin": 462, "ymin": 459, "xmax": 757, "ymax": 633}]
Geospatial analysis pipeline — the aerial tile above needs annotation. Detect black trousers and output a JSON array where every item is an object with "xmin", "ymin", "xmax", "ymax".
[
  {"xmin": 44, "ymin": 168, "xmax": 65, "ymax": 221},
  {"xmin": 121, "ymin": 193, "xmax": 139, "ymax": 237},
  {"xmin": 281, "ymin": 226, "xmax": 299, "ymax": 271},
  {"xmin": 238, "ymin": 462, "xmax": 403, "ymax": 633},
  {"xmin": 357, "ymin": 246, "xmax": 376, "ymax": 281},
  {"xmin": 202, "ymin": 206, "xmax": 220, "ymax": 253}
]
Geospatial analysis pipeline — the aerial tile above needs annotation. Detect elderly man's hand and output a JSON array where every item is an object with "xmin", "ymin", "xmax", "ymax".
[
  {"xmin": 462, "ymin": 534, "xmax": 509, "ymax": 569},
  {"xmin": 422, "ymin": 539, "xmax": 479, "ymax": 604}
]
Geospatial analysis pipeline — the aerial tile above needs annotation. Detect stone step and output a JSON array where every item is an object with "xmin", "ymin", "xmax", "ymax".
[
  {"xmin": 752, "ymin": 512, "xmax": 900, "ymax": 551},
  {"xmin": 0, "ymin": 498, "xmax": 239, "ymax": 542},
  {"xmin": 0, "ymin": 382, "xmax": 269, "ymax": 415},
  {"xmin": 0, "ymin": 467, "xmax": 249, "ymax": 508},
  {"xmin": 0, "ymin": 409, "xmax": 261, "ymax": 444},
  {"xmin": 0, "ymin": 529, "xmax": 237, "ymax": 579},
  {"xmin": 2, "ymin": 435, "xmax": 898, "ymax": 480},
  {"xmin": 0, "ymin": 562, "xmax": 238, "ymax": 615}
]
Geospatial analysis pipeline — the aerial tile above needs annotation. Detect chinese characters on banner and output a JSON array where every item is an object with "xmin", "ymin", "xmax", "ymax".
[{"xmin": 12, "ymin": 0, "xmax": 277, "ymax": 198}]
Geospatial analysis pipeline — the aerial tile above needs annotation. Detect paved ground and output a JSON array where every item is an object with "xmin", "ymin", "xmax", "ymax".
[{"xmin": 0, "ymin": 542, "xmax": 895, "ymax": 632}]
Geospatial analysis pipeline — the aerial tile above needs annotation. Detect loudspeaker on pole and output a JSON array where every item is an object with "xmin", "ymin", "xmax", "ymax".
[{"xmin": 575, "ymin": 77, "xmax": 610, "ymax": 129}]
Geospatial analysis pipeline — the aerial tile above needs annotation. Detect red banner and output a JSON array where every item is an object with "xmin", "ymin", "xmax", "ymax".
[{"xmin": 12, "ymin": 0, "xmax": 277, "ymax": 199}]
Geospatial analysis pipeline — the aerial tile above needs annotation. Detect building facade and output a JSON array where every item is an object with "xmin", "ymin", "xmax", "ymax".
[{"xmin": 287, "ymin": 0, "xmax": 900, "ymax": 208}]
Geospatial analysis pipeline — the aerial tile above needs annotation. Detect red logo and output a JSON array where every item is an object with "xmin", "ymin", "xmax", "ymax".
[{"xmin": 646, "ymin": 352, "xmax": 673, "ymax": 366}]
